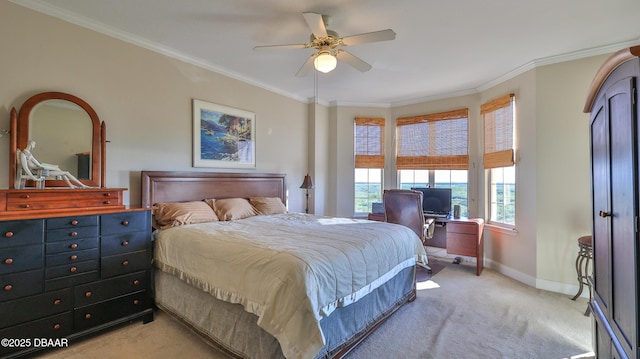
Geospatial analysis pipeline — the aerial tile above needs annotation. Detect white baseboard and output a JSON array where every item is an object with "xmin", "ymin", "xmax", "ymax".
[{"xmin": 484, "ymin": 258, "xmax": 589, "ymax": 298}]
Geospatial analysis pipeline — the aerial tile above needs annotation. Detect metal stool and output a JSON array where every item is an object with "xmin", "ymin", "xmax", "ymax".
[{"xmin": 571, "ymin": 235, "xmax": 593, "ymax": 316}]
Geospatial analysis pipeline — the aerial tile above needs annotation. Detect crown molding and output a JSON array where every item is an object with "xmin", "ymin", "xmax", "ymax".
[
  {"xmin": 12, "ymin": 0, "xmax": 640, "ymax": 108},
  {"xmin": 9, "ymin": 0, "xmax": 308, "ymax": 103}
]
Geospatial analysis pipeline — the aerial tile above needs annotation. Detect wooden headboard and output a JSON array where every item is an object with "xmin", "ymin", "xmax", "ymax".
[{"xmin": 141, "ymin": 171, "xmax": 287, "ymax": 207}]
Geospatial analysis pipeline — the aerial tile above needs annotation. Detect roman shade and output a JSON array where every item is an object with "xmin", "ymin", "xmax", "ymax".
[
  {"xmin": 396, "ymin": 109, "xmax": 469, "ymax": 170},
  {"xmin": 482, "ymin": 93, "xmax": 515, "ymax": 168},
  {"xmin": 355, "ymin": 117, "xmax": 385, "ymax": 168}
]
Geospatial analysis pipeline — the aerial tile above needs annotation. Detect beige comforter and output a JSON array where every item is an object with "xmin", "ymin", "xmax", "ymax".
[{"xmin": 154, "ymin": 213, "xmax": 427, "ymax": 359}]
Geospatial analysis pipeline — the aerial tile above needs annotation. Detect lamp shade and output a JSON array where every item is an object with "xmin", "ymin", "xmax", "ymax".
[
  {"xmin": 314, "ymin": 53, "xmax": 337, "ymax": 73},
  {"xmin": 300, "ymin": 174, "xmax": 314, "ymax": 189}
]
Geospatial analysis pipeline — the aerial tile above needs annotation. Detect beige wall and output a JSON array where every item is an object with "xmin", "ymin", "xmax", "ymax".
[
  {"xmin": 0, "ymin": 2, "xmax": 309, "ymax": 211},
  {"xmin": 534, "ymin": 54, "xmax": 608, "ymax": 291},
  {"xmin": 0, "ymin": 2, "xmax": 612, "ymax": 293}
]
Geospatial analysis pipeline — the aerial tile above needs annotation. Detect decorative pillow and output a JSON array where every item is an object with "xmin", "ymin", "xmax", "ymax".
[
  {"xmin": 208, "ymin": 198, "xmax": 258, "ymax": 221},
  {"xmin": 250, "ymin": 197, "xmax": 287, "ymax": 215},
  {"xmin": 152, "ymin": 201, "xmax": 218, "ymax": 229}
]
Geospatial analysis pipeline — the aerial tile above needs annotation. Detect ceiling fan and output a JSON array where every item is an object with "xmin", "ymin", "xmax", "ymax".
[{"xmin": 253, "ymin": 12, "xmax": 396, "ymax": 76}]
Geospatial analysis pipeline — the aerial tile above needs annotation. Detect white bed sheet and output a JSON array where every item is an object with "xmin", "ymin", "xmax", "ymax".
[{"xmin": 154, "ymin": 213, "xmax": 427, "ymax": 359}]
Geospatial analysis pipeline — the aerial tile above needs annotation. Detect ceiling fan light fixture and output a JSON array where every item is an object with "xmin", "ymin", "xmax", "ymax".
[{"xmin": 314, "ymin": 52, "xmax": 337, "ymax": 73}]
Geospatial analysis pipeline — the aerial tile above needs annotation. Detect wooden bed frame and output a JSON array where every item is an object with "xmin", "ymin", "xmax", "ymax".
[
  {"xmin": 140, "ymin": 170, "xmax": 416, "ymax": 359},
  {"xmin": 141, "ymin": 171, "xmax": 287, "ymax": 207}
]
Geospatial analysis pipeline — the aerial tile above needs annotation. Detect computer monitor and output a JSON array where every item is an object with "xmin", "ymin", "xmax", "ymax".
[{"xmin": 411, "ymin": 187, "xmax": 452, "ymax": 216}]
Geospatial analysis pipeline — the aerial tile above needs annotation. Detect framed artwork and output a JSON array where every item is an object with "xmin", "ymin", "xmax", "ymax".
[{"xmin": 192, "ymin": 99, "xmax": 256, "ymax": 168}]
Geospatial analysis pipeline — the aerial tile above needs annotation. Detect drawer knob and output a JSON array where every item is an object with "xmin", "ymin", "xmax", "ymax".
[
  {"xmin": 122, "ymin": 260, "xmax": 129, "ymax": 266},
  {"xmin": 70, "ymin": 266, "xmax": 77, "ymax": 273},
  {"xmin": 70, "ymin": 243, "xmax": 78, "ymax": 249},
  {"xmin": 53, "ymin": 323, "xmax": 61, "ymax": 330},
  {"xmin": 85, "ymin": 291, "xmax": 92, "ymax": 297},
  {"xmin": 103, "ymin": 200, "xmax": 111, "ymax": 205},
  {"xmin": 4, "ymin": 231, "xmax": 13, "ymax": 238},
  {"xmin": 133, "ymin": 299, "xmax": 140, "ymax": 305},
  {"xmin": 85, "ymin": 313, "xmax": 92, "ymax": 319},
  {"xmin": 21, "ymin": 194, "xmax": 30, "ymax": 199},
  {"xmin": 121, "ymin": 220, "xmax": 129, "ymax": 226},
  {"xmin": 4, "ymin": 284, "xmax": 12, "ymax": 291},
  {"xmin": 70, "ymin": 255, "xmax": 78, "ymax": 261},
  {"xmin": 20, "ymin": 204, "xmax": 30, "ymax": 208},
  {"xmin": 4, "ymin": 258, "xmax": 13, "ymax": 265},
  {"xmin": 70, "ymin": 231, "xmax": 78, "ymax": 237},
  {"xmin": 71, "ymin": 220, "xmax": 79, "ymax": 226},
  {"xmin": 121, "ymin": 241, "xmax": 129, "ymax": 247},
  {"xmin": 103, "ymin": 193, "xmax": 111, "ymax": 197},
  {"xmin": 133, "ymin": 279, "xmax": 140, "ymax": 286},
  {"xmin": 54, "ymin": 299, "xmax": 62, "ymax": 305}
]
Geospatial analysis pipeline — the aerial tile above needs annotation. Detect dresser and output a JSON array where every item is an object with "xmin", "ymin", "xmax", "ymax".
[{"xmin": 0, "ymin": 208, "xmax": 153, "ymax": 358}]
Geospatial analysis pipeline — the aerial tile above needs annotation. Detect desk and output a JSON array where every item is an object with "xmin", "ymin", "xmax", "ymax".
[{"xmin": 368, "ymin": 213, "xmax": 484, "ymax": 275}]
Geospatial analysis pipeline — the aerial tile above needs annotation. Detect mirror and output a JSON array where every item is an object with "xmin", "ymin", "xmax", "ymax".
[{"xmin": 10, "ymin": 92, "xmax": 104, "ymax": 188}]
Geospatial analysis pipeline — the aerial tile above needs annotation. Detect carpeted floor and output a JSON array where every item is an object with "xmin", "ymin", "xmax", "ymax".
[{"xmin": 37, "ymin": 258, "xmax": 593, "ymax": 359}]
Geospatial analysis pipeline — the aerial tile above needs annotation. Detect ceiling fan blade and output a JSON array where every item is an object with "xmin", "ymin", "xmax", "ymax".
[
  {"xmin": 336, "ymin": 50, "xmax": 372, "ymax": 72},
  {"xmin": 302, "ymin": 12, "xmax": 328, "ymax": 39},
  {"xmin": 253, "ymin": 43, "xmax": 308, "ymax": 51},
  {"xmin": 341, "ymin": 29, "xmax": 396, "ymax": 46},
  {"xmin": 295, "ymin": 54, "xmax": 315, "ymax": 77}
]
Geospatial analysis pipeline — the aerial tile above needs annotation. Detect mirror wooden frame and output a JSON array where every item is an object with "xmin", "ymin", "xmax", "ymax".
[{"xmin": 9, "ymin": 92, "xmax": 106, "ymax": 189}]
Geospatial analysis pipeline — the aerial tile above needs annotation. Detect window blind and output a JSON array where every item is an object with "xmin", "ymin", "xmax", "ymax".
[
  {"xmin": 482, "ymin": 93, "xmax": 515, "ymax": 169},
  {"xmin": 355, "ymin": 117, "xmax": 385, "ymax": 168},
  {"xmin": 396, "ymin": 109, "xmax": 469, "ymax": 170}
]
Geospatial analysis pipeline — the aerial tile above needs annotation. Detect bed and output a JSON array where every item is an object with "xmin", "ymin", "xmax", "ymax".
[{"xmin": 141, "ymin": 171, "xmax": 428, "ymax": 359}]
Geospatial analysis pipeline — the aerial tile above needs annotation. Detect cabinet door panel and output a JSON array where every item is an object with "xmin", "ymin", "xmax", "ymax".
[
  {"xmin": 591, "ymin": 98, "xmax": 612, "ymax": 310},
  {"xmin": 608, "ymin": 77, "xmax": 636, "ymax": 357}
]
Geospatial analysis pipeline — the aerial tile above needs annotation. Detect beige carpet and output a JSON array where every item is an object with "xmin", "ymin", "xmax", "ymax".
[{"xmin": 37, "ymin": 259, "xmax": 593, "ymax": 359}]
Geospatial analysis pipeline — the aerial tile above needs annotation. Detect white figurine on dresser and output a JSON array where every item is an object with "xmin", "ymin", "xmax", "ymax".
[{"xmin": 16, "ymin": 140, "xmax": 90, "ymax": 189}]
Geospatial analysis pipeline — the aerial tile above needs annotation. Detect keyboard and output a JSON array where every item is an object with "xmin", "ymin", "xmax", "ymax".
[{"xmin": 424, "ymin": 212, "xmax": 450, "ymax": 218}]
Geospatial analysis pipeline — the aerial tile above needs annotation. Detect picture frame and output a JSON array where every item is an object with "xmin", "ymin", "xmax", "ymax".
[{"xmin": 192, "ymin": 99, "xmax": 256, "ymax": 168}]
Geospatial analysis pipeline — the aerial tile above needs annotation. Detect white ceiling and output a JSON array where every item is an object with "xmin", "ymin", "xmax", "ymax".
[{"xmin": 12, "ymin": 0, "xmax": 640, "ymax": 106}]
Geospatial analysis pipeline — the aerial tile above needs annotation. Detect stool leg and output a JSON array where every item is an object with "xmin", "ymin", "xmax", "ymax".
[
  {"xmin": 571, "ymin": 250, "xmax": 585, "ymax": 300},
  {"xmin": 583, "ymin": 252, "xmax": 592, "ymax": 316}
]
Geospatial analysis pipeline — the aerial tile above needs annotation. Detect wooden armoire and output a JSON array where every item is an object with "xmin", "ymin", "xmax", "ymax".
[{"xmin": 584, "ymin": 46, "xmax": 640, "ymax": 359}]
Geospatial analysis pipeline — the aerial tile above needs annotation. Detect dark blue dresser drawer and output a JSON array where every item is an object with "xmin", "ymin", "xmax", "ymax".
[{"xmin": 0, "ymin": 219, "xmax": 44, "ymax": 248}]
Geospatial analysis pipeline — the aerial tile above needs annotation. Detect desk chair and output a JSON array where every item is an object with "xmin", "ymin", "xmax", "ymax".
[{"xmin": 383, "ymin": 189, "xmax": 435, "ymax": 269}]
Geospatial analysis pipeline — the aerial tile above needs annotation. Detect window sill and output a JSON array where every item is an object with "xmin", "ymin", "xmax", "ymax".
[{"xmin": 485, "ymin": 223, "xmax": 518, "ymax": 236}]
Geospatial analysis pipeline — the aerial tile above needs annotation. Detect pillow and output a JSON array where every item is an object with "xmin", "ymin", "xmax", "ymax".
[
  {"xmin": 153, "ymin": 201, "xmax": 218, "ymax": 229},
  {"xmin": 250, "ymin": 197, "xmax": 287, "ymax": 215},
  {"xmin": 208, "ymin": 198, "xmax": 258, "ymax": 221}
]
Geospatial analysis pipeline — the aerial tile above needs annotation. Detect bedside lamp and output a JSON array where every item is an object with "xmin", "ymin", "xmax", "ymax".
[{"xmin": 300, "ymin": 174, "xmax": 314, "ymax": 214}]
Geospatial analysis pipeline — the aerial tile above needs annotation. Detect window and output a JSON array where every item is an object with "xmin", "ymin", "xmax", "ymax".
[
  {"xmin": 354, "ymin": 118, "xmax": 384, "ymax": 214},
  {"xmin": 489, "ymin": 166, "xmax": 515, "ymax": 225},
  {"xmin": 482, "ymin": 93, "xmax": 516, "ymax": 226},
  {"xmin": 355, "ymin": 168, "xmax": 382, "ymax": 213},
  {"xmin": 396, "ymin": 109, "xmax": 470, "ymax": 215},
  {"xmin": 398, "ymin": 169, "xmax": 468, "ymax": 217}
]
